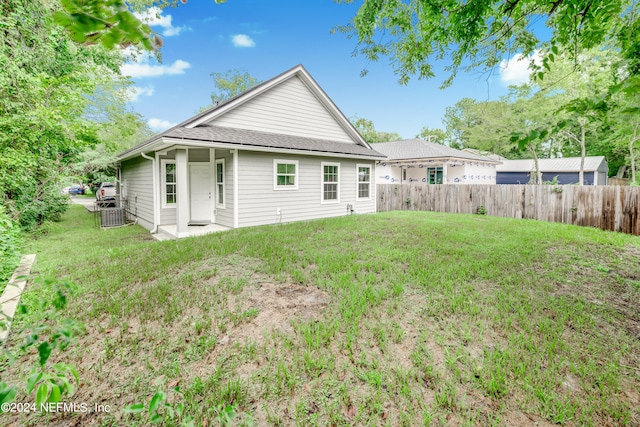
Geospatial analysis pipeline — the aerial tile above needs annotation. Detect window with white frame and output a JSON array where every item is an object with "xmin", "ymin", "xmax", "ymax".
[
  {"xmin": 322, "ymin": 162, "xmax": 340, "ymax": 203},
  {"xmin": 357, "ymin": 164, "xmax": 371, "ymax": 199},
  {"xmin": 274, "ymin": 159, "xmax": 298, "ymax": 190},
  {"xmin": 161, "ymin": 160, "xmax": 176, "ymax": 207},
  {"xmin": 427, "ymin": 166, "xmax": 443, "ymax": 184},
  {"xmin": 216, "ymin": 159, "xmax": 225, "ymax": 208}
]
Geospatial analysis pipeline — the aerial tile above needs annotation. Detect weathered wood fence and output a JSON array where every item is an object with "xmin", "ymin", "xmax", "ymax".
[{"xmin": 376, "ymin": 184, "xmax": 640, "ymax": 236}]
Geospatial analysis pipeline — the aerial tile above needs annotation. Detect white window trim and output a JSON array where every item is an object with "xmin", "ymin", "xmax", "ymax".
[
  {"xmin": 161, "ymin": 159, "xmax": 176, "ymax": 208},
  {"xmin": 273, "ymin": 159, "xmax": 299, "ymax": 190},
  {"xmin": 216, "ymin": 158, "xmax": 226, "ymax": 209},
  {"xmin": 356, "ymin": 164, "xmax": 372, "ymax": 201},
  {"xmin": 321, "ymin": 161, "xmax": 340, "ymax": 204}
]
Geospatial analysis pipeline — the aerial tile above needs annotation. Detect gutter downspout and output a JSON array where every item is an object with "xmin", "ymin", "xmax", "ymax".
[{"xmin": 140, "ymin": 152, "xmax": 159, "ymax": 233}]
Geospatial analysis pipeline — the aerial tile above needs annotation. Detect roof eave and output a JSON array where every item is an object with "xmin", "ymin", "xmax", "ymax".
[{"xmin": 159, "ymin": 137, "xmax": 385, "ymax": 160}]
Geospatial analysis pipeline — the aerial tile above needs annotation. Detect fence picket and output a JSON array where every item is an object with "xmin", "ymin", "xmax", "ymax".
[{"xmin": 376, "ymin": 184, "xmax": 640, "ymax": 236}]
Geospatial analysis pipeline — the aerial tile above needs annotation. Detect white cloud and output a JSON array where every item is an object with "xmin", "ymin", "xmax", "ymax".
[
  {"xmin": 121, "ymin": 59, "xmax": 191, "ymax": 78},
  {"xmin": 148, "ymin": 118, "xmax": 177, "ymax": 132},
  {"xmin": 127, "ymin": 85, "xmax": 155, "ymax": 102},
  {"xmin": 231, "ymin": 34, "xmax": 256, "ymax": 48},
  {"xmin": 499, "ymin": 51, "xmax": 541, "ymax": 85},
  {"xmin": 134, "ymin": 7, "xmax": 189, "ymax": 37}
]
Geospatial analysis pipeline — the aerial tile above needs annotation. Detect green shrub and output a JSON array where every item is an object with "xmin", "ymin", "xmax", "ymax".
[
  {"xmin": 0, "ymin": 205, "xmax": 21, "ymax": 284},
  {"xmin": 18, "ymin": 184, "xmax": 68, "ymax": 231}
]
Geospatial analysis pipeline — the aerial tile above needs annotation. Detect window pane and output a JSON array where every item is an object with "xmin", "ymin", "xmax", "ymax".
[
  {"xmin": 166, "ymin": 163, "xmax": 176, "ymax": 183},
  {"xmin": 358, "ymin": 167, "xmax": 370, "ymax": 182},
  {"xmin": 277, "ymin": 163, "xmax": 287, "ymax": 174},
  {"xmin": 217, "ymin": 183, "xmax": 224, "ymax": 204},
  {"xmin": 216, "ymin": 163, "xmax": 223, "ymax": 182},
  {"xmin": 359, "ymin": 183, "xmax": 369, "ymax": 198},
  {"xmin": 324, "ymin": 165, "xmax": 337, "ymax": 182},
  {"xmin": 323, "ymin": 183, "xmax": 337, "ymax": 200},
  {"xmin": 277, "ymin": 175, "xmax": 286, "ymax": 186}
]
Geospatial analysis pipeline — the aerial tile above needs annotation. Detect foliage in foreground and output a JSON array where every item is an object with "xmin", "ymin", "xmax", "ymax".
[{"xmin": 4, "ymin": 206, "xmax": 640, "ymax": 426}]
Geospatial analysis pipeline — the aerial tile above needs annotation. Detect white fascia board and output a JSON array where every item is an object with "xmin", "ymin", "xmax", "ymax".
[{"xmin": 160, "ymin": 137, "xmax": 384, "ymax": 161}]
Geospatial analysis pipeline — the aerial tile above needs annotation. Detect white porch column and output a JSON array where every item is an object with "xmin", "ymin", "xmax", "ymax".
[
  {"xmin": 442, "ymin": 161, "xmax": 449, "ymax": 184},
  {"xmin": 175, "ymin": 149, "xmax": 189, "ymax": 237}
]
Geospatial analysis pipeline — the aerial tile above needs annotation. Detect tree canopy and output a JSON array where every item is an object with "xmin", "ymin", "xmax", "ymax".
[
  {"xmin": 350, "ymin": 117, "xmax": 402, "ymax": 143},
  {"xmin": 337, "ymin": 0, "xmax": 638, "ymax": 87},
  {"xmin": 209, "ymin": 69, "xmax": 262, "ymax": 104},
  {"xmin": 0, "ymin": 0, "xmax": 149, "ymax": 228}
]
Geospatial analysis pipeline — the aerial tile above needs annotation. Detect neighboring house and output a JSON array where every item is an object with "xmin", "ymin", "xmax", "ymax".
[
  {"xmin": 496, "ymin": 156, "xmax": 608, "ymax": 185},
  {"xmin": 117, "ymin": 65, "xmax": 385, "ymax": 239},
  {"xmin": 374, "ymin": 139, "xmax": 502, "ymax": 185},
  {"xmin": 461, "ymin": 148, "xmax": 508, "ymax": 162}
]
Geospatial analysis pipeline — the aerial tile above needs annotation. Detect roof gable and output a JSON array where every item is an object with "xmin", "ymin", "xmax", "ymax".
[
  {"xmin": 188, "ymin": 65, "xmax": 366, "ymax": 146},
  {"xmin": 118, "ymin": 65, "xmax": 373, "ymax": 160}
]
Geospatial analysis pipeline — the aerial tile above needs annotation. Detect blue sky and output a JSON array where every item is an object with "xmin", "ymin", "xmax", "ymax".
[{"xmin": 123, "ymin": 1, "xmax": 537, "ymax": 137}]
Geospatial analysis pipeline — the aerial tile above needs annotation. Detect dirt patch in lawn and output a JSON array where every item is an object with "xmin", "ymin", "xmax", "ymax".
[{"xmin": 203, "ymin": 281, "xmax": 330, "ymax": 360}]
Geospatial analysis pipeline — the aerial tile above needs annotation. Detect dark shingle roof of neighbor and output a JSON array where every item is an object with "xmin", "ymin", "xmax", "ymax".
[
  {"xmin": 164, "ymin": 125, "xmax": 386, "ymax": 158},
  {"xmin": 373, "ymin": 139, "xmax": 501, "ymax": 163}
]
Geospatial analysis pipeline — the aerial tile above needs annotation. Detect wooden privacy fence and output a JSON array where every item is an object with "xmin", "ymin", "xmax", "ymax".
[{"xmin": 376, "ymin": 184, "xmax": 640, "ymax": 236}]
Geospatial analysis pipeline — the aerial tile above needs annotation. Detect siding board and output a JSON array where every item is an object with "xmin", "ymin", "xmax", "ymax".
[
  {"xmin": 237, "ymin": 152, "xmax": 375, "ymax": 227},
  {"xmin": 121, "ymin": 157, "xmax": 154, "ymax": 229}
]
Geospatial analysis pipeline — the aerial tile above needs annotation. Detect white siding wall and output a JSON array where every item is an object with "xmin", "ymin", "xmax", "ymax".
[
  {"xmin": 447, "ymin": 164, "xmax": 465, "ymax": 183},
  {"xmin": 458, "ymin": 163, "xmax": 497, "ymax": 184},
  {"xmin": 237, "ymin": 152, "xmax": 375, "ymax": 227},
  {"xmin": 376, "ymin": 162, "xmax": 402, "ymax": 184},
  {"xmin": 207, "ymin": 76, "xmax": 355, "ymax": 143},
  {"xmin": 214, "ymin": 150, "xmax": 234, "ymax": 228},
  {"xmin": 121, "ymin": 157, "xmax": 154, "ymax": 230},
  {"xmin": 405, "ymin": 165, "xmax": 427, "ymax": 183}
]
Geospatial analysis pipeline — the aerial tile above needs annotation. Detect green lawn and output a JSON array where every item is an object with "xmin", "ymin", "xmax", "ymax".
[{"xmin": 3, "ymin": 205, "xmax": 639, "ymax": 426}]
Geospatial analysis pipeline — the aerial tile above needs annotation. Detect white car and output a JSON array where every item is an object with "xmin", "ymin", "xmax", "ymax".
[{"xmin": 96, "ymin": 182, "xmax": 117, "ymax": 207}]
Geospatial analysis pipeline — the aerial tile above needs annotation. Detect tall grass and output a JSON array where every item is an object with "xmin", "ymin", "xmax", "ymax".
[{"xmin": 4, "ymin": 205, "xmax": 639, "ymax": 426}]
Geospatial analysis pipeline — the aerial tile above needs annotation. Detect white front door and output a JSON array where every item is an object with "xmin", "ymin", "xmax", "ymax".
[{"xmin": 189, "ymin": 164, "xmax": 212, "ymax": 223}]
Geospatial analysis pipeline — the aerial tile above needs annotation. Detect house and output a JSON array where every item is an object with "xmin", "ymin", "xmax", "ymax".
[
  {"xmin": 496, "ymin": 156, "xmax": 608, "ymax": 185},
  {"xmin": 373, "ymin": 139, "xmax": 502, "ymax": 185},
  {"xmin": 117, "ymin": 65, "xmax": 385, "ymax": 239}
]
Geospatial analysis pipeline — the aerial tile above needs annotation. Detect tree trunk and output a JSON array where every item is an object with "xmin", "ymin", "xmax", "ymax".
[
  {"xmin": 630, "ymin": 122, "xmax": 639, "ymax": 184},
  {"xmin": 578, "ymin": 118, "xmax": 586, "ymax": 186},
  {"xmin": 529, "ymin": 145, "xmax": 542, "ymax": 184}
]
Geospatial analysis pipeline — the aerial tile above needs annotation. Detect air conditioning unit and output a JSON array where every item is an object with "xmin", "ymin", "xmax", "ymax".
[{"xmin": 100, "ymin": 208, "xmax": 125, "ymax": 227}]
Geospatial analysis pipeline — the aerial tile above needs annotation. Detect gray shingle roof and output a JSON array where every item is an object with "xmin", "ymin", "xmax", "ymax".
[
  {"xmin": 496, "ymin": 156, "xmax": 608, "ymax": 172},
  {"xmin": 373, "ymin": 139, "xmax": 501, "ymax": 163},
  {"xmin": 164, "ymin": 125, "xmax": 385, "ymax": 158}
]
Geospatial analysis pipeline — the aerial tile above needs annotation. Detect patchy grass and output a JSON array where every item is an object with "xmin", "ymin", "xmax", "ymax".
[{"xmin": 2, "ymin": 205, "xmax": 639, "ymax": 426}]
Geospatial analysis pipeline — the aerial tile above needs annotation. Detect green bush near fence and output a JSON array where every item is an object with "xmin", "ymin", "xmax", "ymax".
[{"xmin": 0, "ymin": 205, "xmax": 21, "ymax": 287}]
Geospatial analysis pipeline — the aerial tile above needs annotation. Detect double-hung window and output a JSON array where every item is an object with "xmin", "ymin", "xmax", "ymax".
[
  {"xmin": 274, "ymin": 160, "xmax": 298, "ymax": 190},
  {"xmin": 357, "ymin": 164, "xmax": 371, "ymax": 199},
  {"xmin": 161, "ymin": 160, "xmax": 176, "ymax": 207},
  {"xmin": 216, "ymin": 159, "xmax": 225, "ymax": 208},
  {"xmin": 321, "ymin": 162, "xmax": 340, "ymax": 203}
]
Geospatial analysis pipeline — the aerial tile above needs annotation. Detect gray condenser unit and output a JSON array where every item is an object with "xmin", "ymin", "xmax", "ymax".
[{"xmin": 100, "ymin": 208, "xmax": 125, "ymax": 227}]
